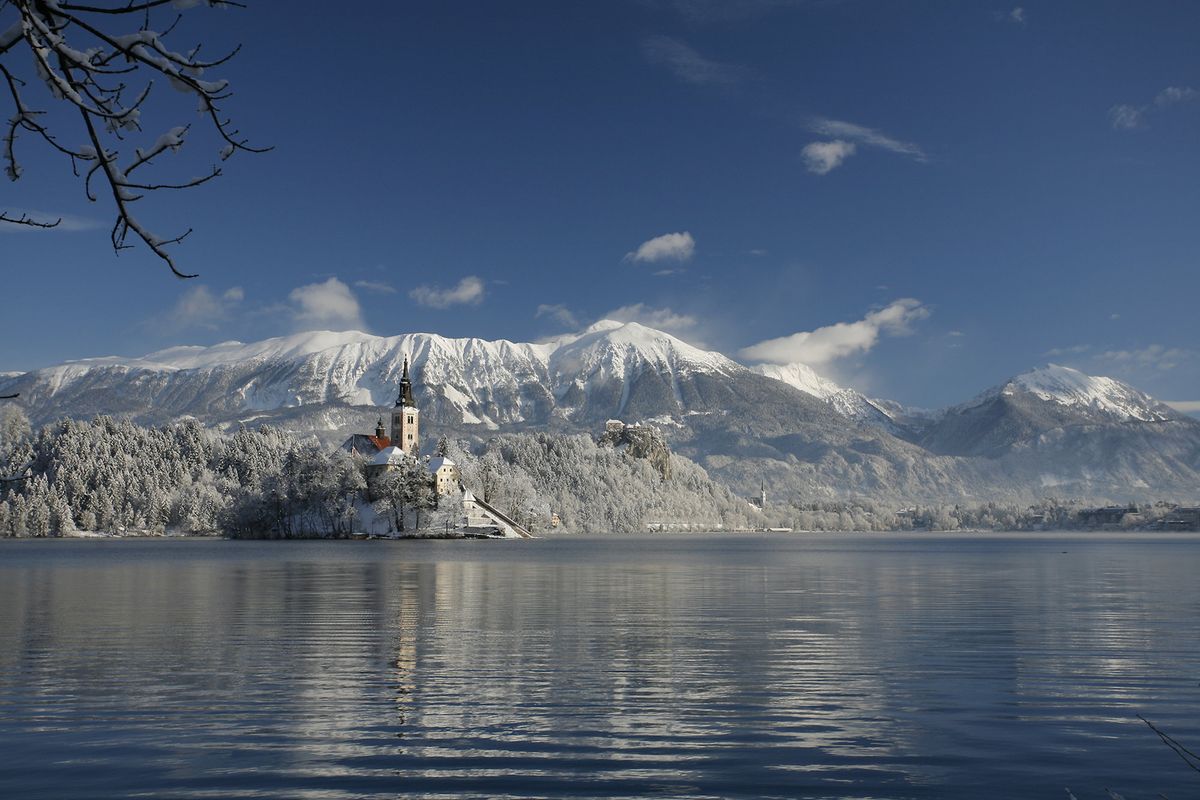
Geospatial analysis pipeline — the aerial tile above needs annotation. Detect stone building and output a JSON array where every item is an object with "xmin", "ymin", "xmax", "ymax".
[
  {"xmin": 391, "ymin": 357, "xmax": 420, "ymax": 457},
  {"xmin": 341, "ymin": 357, "xmax": 462, "ymax": 498},
  {"xmin": 427, "ymin": 455, "xmax": 461, "ymax": 497}
]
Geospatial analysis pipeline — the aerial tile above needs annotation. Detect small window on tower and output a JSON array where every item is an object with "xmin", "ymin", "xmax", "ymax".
[{"xmin": 407, "ymin": 415, "xmax": 413, "ymax": 423}]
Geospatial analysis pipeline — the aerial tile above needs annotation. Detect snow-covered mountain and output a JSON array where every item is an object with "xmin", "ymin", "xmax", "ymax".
[
  {"xmin": 3, "ymin": 327, "xmax": 1198, "ymax": 503},
  {"xmin": 752, "ymin": 362, "xmax": 843, "ymax": 399},
  {"xmin": 1002, "ymin": 364, "xmax": 1176, "ymax": 422},
  {"xmin": 1, "ymin": 322, "xmax": 762, "ymax": 431},
  {"xmin": 918, "ymin": 364, "xmax": 1185, "ymax": 458},
  {"xmin": 751, "ymin": 362, "xmax": 913, "ymax": 434}
]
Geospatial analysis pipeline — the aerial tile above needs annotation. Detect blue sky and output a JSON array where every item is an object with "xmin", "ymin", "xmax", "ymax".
[{"xmin": 1, "ymin": 0, "xmax": 1197, "ymax": 409}]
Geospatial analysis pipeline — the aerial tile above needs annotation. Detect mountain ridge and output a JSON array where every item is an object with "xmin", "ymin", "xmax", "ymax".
[{"xmin": 3, "ymin": 324, "xmax": 1197, "ymax": 504}]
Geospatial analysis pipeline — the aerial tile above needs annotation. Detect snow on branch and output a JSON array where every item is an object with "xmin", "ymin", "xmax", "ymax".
[
  {"xmin": 0, "ymin": 209, "xmax": 60, "ymax": 226},
  {"xmin": 0, "ymin": 0, "xmax": 267, "ymax": 277},
  {"xmin": 1, "ymin": 460, "xmax": 31, "ymax": 483}
]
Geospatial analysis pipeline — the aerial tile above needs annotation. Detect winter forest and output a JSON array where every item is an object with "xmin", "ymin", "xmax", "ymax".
[
  {"xmin": 1, "ymin": 405, "xmax": 1192, "ymax": 538},
  {"xmin": 0, "ymin": 406, "xmax": 764, "ymax": 537}
]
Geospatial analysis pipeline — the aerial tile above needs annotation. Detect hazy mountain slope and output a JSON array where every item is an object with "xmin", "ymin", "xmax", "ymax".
[
  {"xmin": 921, "ymin": 365, "xmax": 1185, "ymax": 457},
  {"xmin": 751, "ymin": 361, "xmax": 912, "ymax": 436}
]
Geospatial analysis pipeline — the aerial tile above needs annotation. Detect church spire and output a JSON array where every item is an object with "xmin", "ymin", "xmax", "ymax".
[{"xmin": 397, "ymin": 356, "xmax": 416, "ymax": 407}]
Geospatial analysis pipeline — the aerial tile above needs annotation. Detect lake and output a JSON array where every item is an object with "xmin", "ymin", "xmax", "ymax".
[{"xmin": 0, "ymin": 533, "xmax": 1197, "ymax": 799}]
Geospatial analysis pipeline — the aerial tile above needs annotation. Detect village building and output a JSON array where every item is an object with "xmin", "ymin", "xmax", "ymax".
[{"xmin": 427, "ymin": 455, "xmax": 459, "ymax": 496}]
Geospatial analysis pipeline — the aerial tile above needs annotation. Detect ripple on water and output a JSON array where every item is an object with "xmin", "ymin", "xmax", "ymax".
[{"xmin": 0, "ymin": 534, "xmax": 1198, "ymax": 799}]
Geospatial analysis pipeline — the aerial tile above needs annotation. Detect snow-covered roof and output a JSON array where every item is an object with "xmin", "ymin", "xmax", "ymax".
[
  {"xmin": 427, "ymin": 456, "xmax": 456, "ymax": 472},
  {"xmin": 370, "ymin": 446, "xmax": 411, "ymax": 467}
]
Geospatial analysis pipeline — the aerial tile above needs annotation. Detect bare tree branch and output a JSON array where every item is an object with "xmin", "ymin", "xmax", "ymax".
[
  {"xmin": 0, "ymin": 210, "xmax": 59, "ymax": 226},
  {"xmin": 0, "ymin": 0, "xmax": 266, "ymax": 276}
]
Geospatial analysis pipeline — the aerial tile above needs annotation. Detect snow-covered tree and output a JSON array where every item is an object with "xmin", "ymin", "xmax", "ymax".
[{"xmin": 0, "ymin": 0, "xmax": 268, "ymax": 276}]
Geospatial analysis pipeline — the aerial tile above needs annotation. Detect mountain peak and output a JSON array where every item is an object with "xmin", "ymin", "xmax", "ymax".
[
  {"xmin": 751, "ymin": 362, "xmax": 843, "ymax": 400},
  {"xmin": 1001, "ymin": 363, "xmax": 1175, "ymax": 422}
]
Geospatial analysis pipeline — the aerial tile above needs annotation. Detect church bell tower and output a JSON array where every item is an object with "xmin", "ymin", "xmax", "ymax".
[{"xmin": 390, "ymin": 356, "xmax": 420, "ymax": 456}]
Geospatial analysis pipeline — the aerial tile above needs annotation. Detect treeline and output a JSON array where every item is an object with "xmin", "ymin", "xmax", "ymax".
[
  {"xmin": 3, "ymin": 408, "xmax": 1192, "ymax": 537},
  {"xmin": 0, "ymin": 411, "xmax": 760, "ymax": 537},
  {"xmin": 773, "ymin": 498, "xmax": 1198, "ymax": 532},
  {"xmin": 0, "ymin": 411, "xmax": 374, "ymax": 537},
  {"xmin": 444, "ymin": 432, "xmax": 759, "ymax": 533}
]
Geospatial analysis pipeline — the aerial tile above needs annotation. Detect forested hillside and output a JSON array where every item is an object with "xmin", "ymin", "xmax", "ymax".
[{"xmin": 0, "ymin": 410, "xmax": 761, "ymax": 537}]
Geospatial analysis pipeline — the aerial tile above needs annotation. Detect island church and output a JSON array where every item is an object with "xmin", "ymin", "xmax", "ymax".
[
  {"xmin": 338, "ymin": 357, "xmax": 533, "ymax": 537},
  {"xmin": 340, "ymin": 358, "xmax": 457, "ymax": 494}
]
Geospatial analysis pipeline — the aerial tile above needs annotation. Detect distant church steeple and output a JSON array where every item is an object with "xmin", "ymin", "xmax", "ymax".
[
  {"xmin": 759, "ymin": 478, "xmax": 766, "ymax": 511},
  {"xmin": 390, "ymin": 356, "xmax": 420, "ymax": 456},
  {"xmin": 397, "ymin": 356, "xmax": 417, "ymax": 407},
  {"xmin": 375, "ymin": 417, "xmax": 386, "ymax": 440}
]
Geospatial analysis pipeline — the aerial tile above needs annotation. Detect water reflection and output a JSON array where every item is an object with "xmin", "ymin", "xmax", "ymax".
[{"xmin": 0, "ymin": 535, "xmax": 1198, "ymax": 798}]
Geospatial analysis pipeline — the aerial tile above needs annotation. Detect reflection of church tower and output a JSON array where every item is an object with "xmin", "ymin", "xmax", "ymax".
[{"xmin": 390, "ymin": 357, "xmax": 420, "ymax": 456}]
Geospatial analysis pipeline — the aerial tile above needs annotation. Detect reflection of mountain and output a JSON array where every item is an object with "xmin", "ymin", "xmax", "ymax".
[{"xmin": 4, "ymin": 325, "xmax": 1199, "ymax": 503}]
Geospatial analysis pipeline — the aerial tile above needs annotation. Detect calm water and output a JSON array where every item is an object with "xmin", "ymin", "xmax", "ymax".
[{"xmin": 0, "ymin": 534, "xmax": 1198, "ymax": 799}]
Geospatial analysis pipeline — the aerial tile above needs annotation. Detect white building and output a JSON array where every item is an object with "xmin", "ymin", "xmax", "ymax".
[{"xmin": 427, "ymin": 455, "xmax": 460, "ymax": 497}]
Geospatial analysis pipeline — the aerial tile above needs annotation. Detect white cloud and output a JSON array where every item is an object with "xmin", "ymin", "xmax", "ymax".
[
  {"xmin": 166, "ymin": 285, "xmax": 244, "ymax": 330},
  {"xmin": 807, "ymin": 117, "xmax": 927, "ymax": 161},
  {"xmin": 1109, "ymin": 104, "xmax": 1145, "ymax": 130},
  {"xmin": 1097, "ymin": 344, "xmax": 1194, "ymax": 372},
  {"xmin": 1110, "ymin": 86, "xmax": 1197, "ymax": 130},
  {"xmin": 409, "ymin": 276, "xmax": 486, "ymax": 309},
  {"xmin": 1009, "ymin": 7, "xmax": 1026, "ymax": 24},
  {"xmin": 1155, "ymin": 86, "xmax": 1198, "ymax": 106},
  {"xmin": 801, "ymin": 140, "xmax": 857, "ymax": 174},
  {"xmin": 353, "ymin": 279, "xmax": 396, "ymax": 294},
  {"xmin": 641, "ymin": 36, "xmax": 747, "ymax": 86},
  {"xmin": 625, "ymin": 231, "xmax": 696, "ymax": 263},
  {"xmin": 1044, "ymin": 344, "xmax": 1092, "ymax": 358},
  {"xmin": 535, "ymin": 303, "xmax": 578, "ymax": 328},
  {"xmin": 603, "ymin": 303, "xmax": 698, "ymax": 336},
  {"xmin": 289, "ymin": 277, "xmax": 366, "ymax": 331},
  {"xmin": 739, "ymin": 298, "xmax": 930, "ymax": 366}
]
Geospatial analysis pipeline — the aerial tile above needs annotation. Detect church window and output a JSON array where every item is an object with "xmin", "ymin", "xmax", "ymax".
[{"xmin": 407, "ymin": 415, "xmax": 413, "ymax": 423}]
